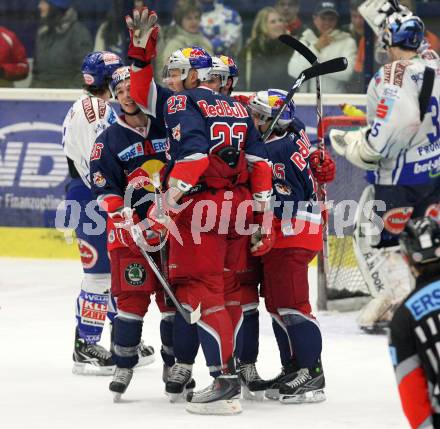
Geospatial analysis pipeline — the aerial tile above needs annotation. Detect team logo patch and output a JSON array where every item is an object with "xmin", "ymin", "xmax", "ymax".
[
  {"xmin": 93, "ymin": 171, "xmax": 106, "ymax": 187},
  {"xmin": 383, "ymin": 207, "xmax": 414, "ymax": 234},
  {"xmin": 118, "ymin": 142, "xmax": 144, "ymax": 161},
  {"xmin": 274, "ymin": 182, "xmax": 292, "ymax": 196},
  {"xmin": 375, "ymin": 98, "xmax": 394, "ymax": 121},
  {"xmin": 172, "ymin": 124, "xmax": 181, "ymax": 141},
  {"xmin": 83, "ymin": 73, "xmax": 94, "ymax": 85},
  {"xmin": 102, "ymin": 52, "xmax": 121, "ymax": 66},
  {"xmin": 124, "ymin": 263, "xmax": 146, "ymax": 286},
  {"xmin": 77, "ymin": 239, "xmax": 98, "ymax": 269}
]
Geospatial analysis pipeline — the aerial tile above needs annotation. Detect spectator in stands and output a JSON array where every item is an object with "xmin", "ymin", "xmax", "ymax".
[
  {"xmin": 237, "ymin": 7, "xmax": 291, "ymax": 91},
  {"xmin": 155, "ymin": 0, "xmax": 212, "ymax": 80},
  {"xmin": 94, "ymin": 0, "xmax": 129, "ymax": 60},
  {"xmin": 344, "ymin": 0, "xmax": 366, "ymax": 93},
  {"xmin": 274, "ymin": 0, "xmax": 305, "ymax": 38},
  {"xmin": 199, "ymin": 0, "xmax": 243, "ymax": 56},
  {"xmin": 287, "ymin": 0, "xmax": 356, "ymax": 94},
  {"xmin": 0, "ymin": 26, "xmax": 29, "ymax": 87},
  {"xmin": 31, "ymin": 0, "xmax": 92, "ymax": 88}
]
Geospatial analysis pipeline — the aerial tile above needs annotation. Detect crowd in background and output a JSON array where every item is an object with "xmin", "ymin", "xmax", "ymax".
[{"xmin": 0, "ymin": 0, "xmax": 440, "ymax": 93}]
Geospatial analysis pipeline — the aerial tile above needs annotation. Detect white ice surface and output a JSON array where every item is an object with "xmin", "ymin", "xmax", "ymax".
[{"xmin": 0, "ymin": 258, "xmax": 408, "ymax": 429}]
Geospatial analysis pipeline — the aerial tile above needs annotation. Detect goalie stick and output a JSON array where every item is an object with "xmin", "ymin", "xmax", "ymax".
[
  {"xmin": 278, "ymin": 34, "xmax": 344, "ymax": 310},
  {"xmin": 262, "ymin": 56, "xmax": 348, "ymax": 141}
]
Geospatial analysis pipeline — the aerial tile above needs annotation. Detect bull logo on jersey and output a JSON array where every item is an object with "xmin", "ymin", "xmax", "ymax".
[
  {"xmin": 126, "ymin": 159, "xmax": 165, "ymax": 192},
  {"xmin": 172, "ymin": 124, "xmax": 181, "ymax": 141},
  {"xmin": 93, "ymin": 171, "xmax": 106, "ymax": 187}
]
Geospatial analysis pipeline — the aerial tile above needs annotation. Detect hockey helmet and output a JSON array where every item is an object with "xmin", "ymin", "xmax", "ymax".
[
  {"xmin": 166, "ymin": 46, "xmax": 212, "ymax": 82},
  {"xmin": 81, "ymin": 51, "xmax": 123, "ymax": 89},
  {"xmin": 218, "ymin": 55, "xmax": 239, "ymax": 88},
  {"xmin": 210, "ymin": 56, "xmax": 231, "ymax": 87},
  {"xmin": 380, "ymin": 13, "xmax": 425, "ymax": 50},
  {"xmin": 399, "ymin": 217, "xmax": 440, "ymax": 267},
  {"xmin": 248, "ymin": 89, "xmax": 296, "ymax": 129},
  {"xmin": 109, "ymin": 66, "xmax": 131, "ymax": 98}
]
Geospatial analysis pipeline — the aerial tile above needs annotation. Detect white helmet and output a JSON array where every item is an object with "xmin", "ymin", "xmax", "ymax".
[
  {"xmin": 166, "ymin": 46, "xmax": 212, "ymax": 83},
  {"xmin": 209, "ymin": 56, "xmax": 231, "ymax": 87},
  {"xmin": 248, "ymin": 89, "xmax": 296, "ymax": 129}
]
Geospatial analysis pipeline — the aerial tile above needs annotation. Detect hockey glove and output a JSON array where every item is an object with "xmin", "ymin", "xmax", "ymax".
[
  {"xmin": 330, "ymin": 128, "xmax": 380, "ymax": 170},
  {"xmin": 125, "ymin": 7, "xmax": 159, "ymax": 64},
  {"xmin": 250, "ymin": 212, "xmax": 276, "ymax": 257},
  {"xmin": 111, "ymin": 208, "xmax": 160, "ymax": 255},
  {"xmin": 309, "ymin": 150, "xmax": 336, "ymax": 184}
]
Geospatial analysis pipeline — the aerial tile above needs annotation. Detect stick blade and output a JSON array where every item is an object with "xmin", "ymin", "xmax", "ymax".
[
  {"xmin": 278, "ymin": 34, "xmax": 318, "ymax": 64},
  {"xmin": 189, "ymin": 303, "xmax": 202, "ymax": 324},
  {"xmin": 304, "ymin": 57, "xmax": 348, "ymax": 80}
]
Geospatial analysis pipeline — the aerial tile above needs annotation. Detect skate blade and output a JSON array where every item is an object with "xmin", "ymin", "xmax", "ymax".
[
  {"xmin": 112, "ymin": 392, "xmax": 122, "ymax": 403},
  {"xmin": 186, "ymin": 398, "xmax": 242, "ymax": 415},
  {"xmin": 165, "ymin": 386, "xmax": 194, "ymax": 403},
  {"xmin": 279, "ymin": 389, "xmax": 326, "ymax": 404},
  {"xmin": 135, "ymin": 353, "xmax": 155, "ymax": 368},
  {"xmin": 72, "ymin": 362, "xmax": 115, "ymax": 376},
  {"xmin": 265, "ymin": 388, "xmax": 280, "ymax": 400},
  {"xmin": 360, "ymin": 324, "xmax": 388, "ymax": 335},
  {"xmin": 242, "ymin": 385, "xmax": 265, "ymax": 402}
]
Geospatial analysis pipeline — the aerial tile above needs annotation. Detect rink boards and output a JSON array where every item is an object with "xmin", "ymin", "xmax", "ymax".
[{"xmin": 0, "ymin": 89, "xmax": 366, "ymax": 257}]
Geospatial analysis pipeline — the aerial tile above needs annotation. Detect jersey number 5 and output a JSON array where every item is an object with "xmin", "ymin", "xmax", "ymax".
[{"xmin": 210, "ymin": 122, "xmax": 248, "ymax": 152}]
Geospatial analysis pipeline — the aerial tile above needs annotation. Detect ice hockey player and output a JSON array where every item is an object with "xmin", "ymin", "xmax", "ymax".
[
  {"xmin": 62, "ymin": 51, "xmax": 154, "ymax": 375},
  {"xmin": 330, "ymin": 8, "xmax": 440, "ymax": 332},
  {"xmin": 123, "ymin": 8, "xmax": 199, "ymax": 400},
  {"xmin": 147, "ymin": 46, "xmax": 273, "ymax": 415},
  {"xmin": 89, "ymin": 65, "xmax": 174, "ymax": 401},
  {"xmin": 247, "ymin": 89, "xmax": 335, "ymax": 404},
  {"xmin": 389, "ymin": 216, "xmax": 440, "ymax": 429}
]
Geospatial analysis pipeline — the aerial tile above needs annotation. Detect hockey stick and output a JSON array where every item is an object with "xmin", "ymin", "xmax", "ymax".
[
  {"xmin": 262, "ymin": 56, "xmax": 348, "ymax": 142},
  {"xmin": 152, "ymin": 172, "xmax": 168, "ymax": 280},
  {"xmin": 277, "ymin": 35, "xmax": 348, "ymax": 310},
  {"xmin": 127, "ymin": 215, "xmax": 202, "ymax": 324}
]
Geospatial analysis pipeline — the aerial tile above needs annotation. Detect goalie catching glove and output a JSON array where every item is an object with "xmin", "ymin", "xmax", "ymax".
[
  {"xmin": 309, "ymin": 150, "xmax": 336, "ymax": 184},
  {"xmin": 251, "ymin": 212, "xmax": 276, "ymax": 256},
  {"xmin": 125, "ymin": 7, "xmax": 159, "ymax": 64},
  {"xmin": 110, "ymin": 208, "xmax": 160, "ymax": 255},
  {"xmin": 329, "ymin": 127, "xmax": 381, "ymax": 170}
]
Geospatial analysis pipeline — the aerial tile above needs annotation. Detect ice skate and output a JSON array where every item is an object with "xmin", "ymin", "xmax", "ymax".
[
  {"xmin": 278, "ymin": 366, "xmax": 326, "ymax": 404},
  {"xmin": 109, "ymin": 367, "xmax": 133, "ymax": 402},
  {"xmin": 264, "ymin": 363, "xmax": 298, "ymax": 400},
  {"xmin": 72, "ymin": 329, "xmax": 115, "ymax": 376},
  {"xmin": 186, "ymin": 374, "xmax": 242, "ymax": 415},
  {"xmin": 165, "ymin": 363, "xmax": 196, "ymax": 402},
  {"xmin": 237, "ymin": 362, "xmax": 266, "ymax": 401},
  {"xmin": 136, "ymin": 341, "xmax": 155, "ymax": 367}
]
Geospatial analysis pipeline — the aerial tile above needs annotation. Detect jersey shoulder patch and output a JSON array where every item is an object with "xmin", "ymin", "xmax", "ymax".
[
  {"xmin": 383, "ymin": 60, "xmax": 412, "ymax": 87},
  {"xmin": 82, "ymin": 97, "xmax": 97, "ymax": 123}
]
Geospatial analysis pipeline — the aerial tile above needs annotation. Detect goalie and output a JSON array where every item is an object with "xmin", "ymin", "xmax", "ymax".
[{"xmin": 330, "ymin": 5, "xmax": 440, "ymax": 332}]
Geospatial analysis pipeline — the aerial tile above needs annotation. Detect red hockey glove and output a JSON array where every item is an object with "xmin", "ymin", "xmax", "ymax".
[
  {"xmin": 146, "ymin": 200, "xmax": 183, "ymax": 235},
  {"xmin": 233, "ymin": 94, "xmax": 250, "ymax": 106},
  {"xmin": 111, "ymin": 208, "xmax": 160, "ymax": 255},
  {"xmin": 309, "ymin": 150, "xmax": 336, "ymax": 184},
  {"xmin": 125, "ymin": 7, "xmax": 159, "ymax": 64},
  {"xmin": 250, "ymin": 212, "xmax": 276, "ymax": 257}
]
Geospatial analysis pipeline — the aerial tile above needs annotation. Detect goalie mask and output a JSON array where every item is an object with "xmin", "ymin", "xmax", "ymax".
[
  {"xmin": 399, "ymin": 217, "xmax": 440, "ymax": 267},
  {"xmin": 248, "ymin": 89, "xmax": 296, "ymax": 131}
]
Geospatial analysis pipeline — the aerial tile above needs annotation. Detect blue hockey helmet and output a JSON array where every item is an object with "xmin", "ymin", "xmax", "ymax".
[
  {"xmin": 81, "ymin": 51, "xmax": 123, "ymax": 89},
  {"xmin": 109, "ymin": 66, "xmax": 131, "ymax": 98},
  {"xmin": 166, "ymin": 46, "xmax": 213, "ymax": 82},
  {"xmin": 382, "ymin": 13, "xmax": 425, "ymax": 50},
  {"xmin": 218, "ymin": 55, "xmax": 239, "ymax": 88},
  {"xmin": 46, "ymin": 0, "xmax": 73, "ymax": 9},
  {"xmin": 248, "ymin": 89, "xmax": 296, "ymax": 130}
]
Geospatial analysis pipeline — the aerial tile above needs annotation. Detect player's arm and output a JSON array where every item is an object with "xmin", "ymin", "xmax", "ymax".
[
  {"xmin": 164, "ymin": 96, "xmax": 210, "ymax": 200},
  {"xmin": 89, "ymin": 133, "xmax": 125, "ymax": 214},
  {"xmin": 0, "ymin": 28, "xmax": 29, "ymax": 80},
  {"xmin": 389, "ymin": 308, "xmax": 433, "ymax": 429}
]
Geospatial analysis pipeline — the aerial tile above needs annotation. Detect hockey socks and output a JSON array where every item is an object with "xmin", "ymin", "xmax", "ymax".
[
  {"xmin": 237, "ymin": 308, "xmax": 259, "ymax": 364},
  {"xmin": 112, "ymin": 314, "xmax": 143, "ymax": 368},
  {"xmin": 160, "ymin": 313, "xmax": 176, "ymax": 368},
  {"xmin": 173, "ymin": 311, "xmax": 200, "ymax": 364},
  {"xmin": 271, "ymin": 314, "xmax": 293, "ymax": 367}
]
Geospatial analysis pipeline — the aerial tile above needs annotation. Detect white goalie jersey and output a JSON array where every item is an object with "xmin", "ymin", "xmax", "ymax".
[
  {"xmin": 365, "ymin": 51, "xmax": 440, "ymax": 186},
  {"xmin": 62, "ymin": 94, "xmax": 117, "ymax": 187}
]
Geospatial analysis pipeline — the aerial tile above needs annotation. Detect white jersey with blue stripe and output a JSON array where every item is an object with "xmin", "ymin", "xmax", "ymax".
[{"xmin": 366, "ymin": 52, "xmax": 440, "ymax": 185}]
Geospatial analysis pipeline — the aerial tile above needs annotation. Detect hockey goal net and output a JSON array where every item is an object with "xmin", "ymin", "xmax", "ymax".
[{"xmin": 319, "ymin": 115, "xmax": 372, "ymax": 311}]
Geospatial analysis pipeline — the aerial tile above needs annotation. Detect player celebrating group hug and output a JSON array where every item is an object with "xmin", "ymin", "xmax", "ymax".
[{"xmin": 62, "ymin": 3, "xmax": 345, "ymax": 416}]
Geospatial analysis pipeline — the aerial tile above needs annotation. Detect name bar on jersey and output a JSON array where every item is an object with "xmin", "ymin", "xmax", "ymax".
[
  {"xmin": 197, "ymin": 100, "xmax": 249, "ymax": 119},
  {"xmin": 405, "ymin": 280, "xmax": 440, "ymax": 321}
]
